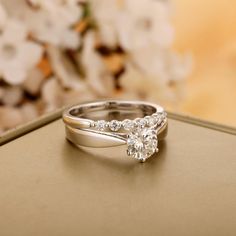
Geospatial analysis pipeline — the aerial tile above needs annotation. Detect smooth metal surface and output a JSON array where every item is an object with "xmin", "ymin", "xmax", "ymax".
[{"xmin": 66, "ymin": 126, "xmax": 127, "ymax": 148}]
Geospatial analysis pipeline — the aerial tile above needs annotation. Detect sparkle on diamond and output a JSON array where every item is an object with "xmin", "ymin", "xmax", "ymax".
[{"xmin": 126, "ymin": 127, "xmax": 158, "ymax": 162}]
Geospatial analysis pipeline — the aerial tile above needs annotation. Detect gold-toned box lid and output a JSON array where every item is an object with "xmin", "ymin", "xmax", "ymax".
[{"xmin": 0, "ymin": 111, "xmax": 236, "ymax": 236}]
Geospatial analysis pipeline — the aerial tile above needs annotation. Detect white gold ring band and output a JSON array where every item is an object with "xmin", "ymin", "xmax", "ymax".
[{"xmin": 63, "ymin": 100, "xmax": 168, "ymax": 162}]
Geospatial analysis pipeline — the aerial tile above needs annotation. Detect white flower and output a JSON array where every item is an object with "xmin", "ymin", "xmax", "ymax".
[
  {"xmin": 89, "ymin": 0, "xmax": 187, "ymax": 92},
  {"xmin": 0, "ymin": 3, "xmax": 7, "ymax": 30},
  {"xmin": 26, "ymin": 0, "xmax": 82, "ymax": 49},
  {"xmin": 81, "ymin": 32, "xmax": 114, "ymax": 96},
  {"xmin": 41, "ymin": 76, "xmax": 95, "ymax": 111},
  {"xmin": 23, "ymin": 67, "xmax": 45, "ymax": 95},
  {"xmin": 89, "ymin": 0, "xmax": 122, "ymax": 47},
  {"xmin": 1, "ymin": 86, "xmax": 23, "ymax": 106},
  {"xmin": 119, "ymin": 63, "xmax": 178, "ymax": 103},
  {"xmin": 120, "ymin": 63, "xmax": 157, "ymax": 97},
  {"xmin": 0, "ymin": 19, "xmax": 43, "ymax": 85},
  {"xmin": 28, "ymin": 0, "xmax": 82, "ymax": 6},
  {"xmin": 91, "ymin": 0, "xmax": 173, "ymax": 50},
  {"xmin": 129, "ymin": 46, "xmax": 167, "ymax": 81},
  {"xmin": 118, "ymin": 0, "xmax": 173, "ymax": 51},
  {"xmin": 47, "ymin": 45, "xmax": 88, "ymax": 90},
  {"xmin": 41, "ymin": 77, "xmax": 63, "ymax": 111}
]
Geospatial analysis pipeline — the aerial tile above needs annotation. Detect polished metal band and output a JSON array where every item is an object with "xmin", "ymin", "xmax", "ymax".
[{"xmin": 63, "ymin": 100, "xmax": 168, "ymax": 162}]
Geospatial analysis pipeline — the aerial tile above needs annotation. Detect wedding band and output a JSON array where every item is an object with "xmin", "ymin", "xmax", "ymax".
[{"xmin": 63, "ymin": 100, "xmax": 168, "ymax": 162}]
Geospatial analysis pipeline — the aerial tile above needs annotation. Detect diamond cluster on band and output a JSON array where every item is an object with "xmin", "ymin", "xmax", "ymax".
[{"xmin": 91, "ymin": 112, "xmax": 166, "ymax": 132}]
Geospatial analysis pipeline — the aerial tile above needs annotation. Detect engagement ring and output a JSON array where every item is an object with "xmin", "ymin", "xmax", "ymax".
[{"xmin": 63, "ymin": 100, "xmax": 168, "ymax": 162}]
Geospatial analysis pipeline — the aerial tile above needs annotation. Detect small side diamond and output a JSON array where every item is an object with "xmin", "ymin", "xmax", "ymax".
[
  {"xmin": 138, "ymin": 118, "xmax": 147, "ymax": 128},
  {"xmin": 156, "ymin": 112, "xmax": 166, "ymax": 125},
  {"xmin": 160, "ymin": 112, "xmax": 167, "ymax": 121},
  {"xmin": 122, "ymin": 119, "xmax": 134, "ymax": 131},
  {"xmin": 109, "ymin": 120, "xmax": 121, "ymax": 131},
  {"xmin": 152, "ymin": 113, "xmax": 161, "ymax": 125},
  {"xmin": 134, "ymin": 118, "xmax": 147, "ymax": 128},
  {"xmin": 145, "ymin": 115, "xmax": 157, "ymax": 126},
  {"xmin": 95, "ymin": 120, "xmax": 107, "ymax": 131}
]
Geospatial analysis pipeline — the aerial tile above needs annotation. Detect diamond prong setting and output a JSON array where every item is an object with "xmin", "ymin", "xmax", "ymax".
[
  {"xmin": 126, "ymin": 127, "xmax": 158, "ymax": 162},
  {"xmin": 90, "ymin": 111, "xmax": 166, "ymax": 161}
]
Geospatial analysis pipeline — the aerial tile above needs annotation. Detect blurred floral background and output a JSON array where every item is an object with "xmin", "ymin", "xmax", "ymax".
[
  {"xmin": 173, "ymin": 0, "xmax": 236, "ymax": 127},
  {"xmin": 0, "ymin": 0, "xmax": 235, "ymax": 134}
]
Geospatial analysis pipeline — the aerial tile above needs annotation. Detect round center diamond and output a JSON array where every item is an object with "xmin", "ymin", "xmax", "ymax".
[{"xmin": 126, "ymin": 127, "xmax": 158, "ymax": 162}]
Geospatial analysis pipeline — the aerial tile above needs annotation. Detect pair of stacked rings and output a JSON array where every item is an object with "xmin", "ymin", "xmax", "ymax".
[{"xmin": 63, "ymin": 100, "xmax": 168, "ymax": 162}]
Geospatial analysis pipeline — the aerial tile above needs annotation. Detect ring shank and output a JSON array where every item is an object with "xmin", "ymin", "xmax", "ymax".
[{"xmin": 69, "ymin": 100, "xmax": 159, "ymax": 118}]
